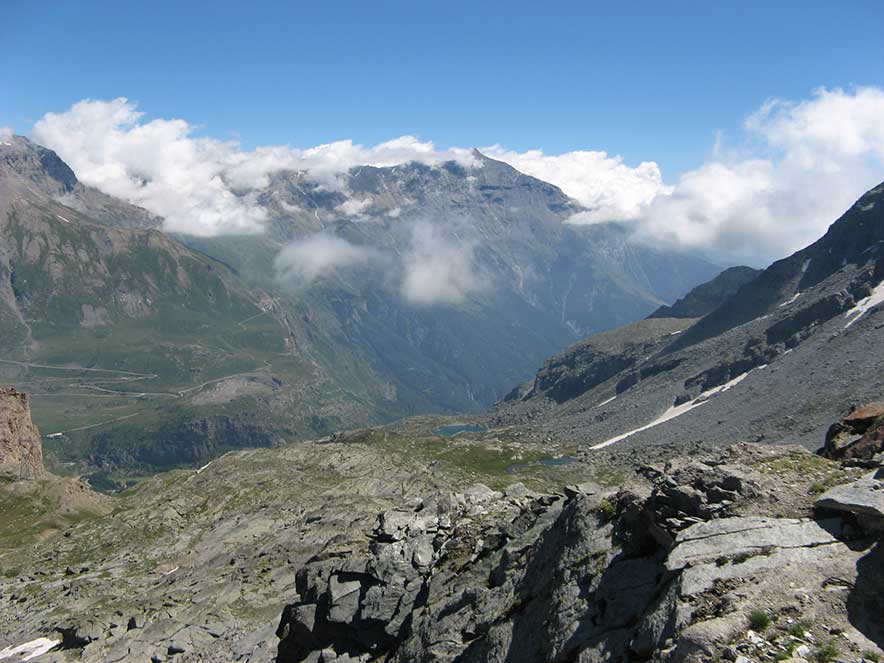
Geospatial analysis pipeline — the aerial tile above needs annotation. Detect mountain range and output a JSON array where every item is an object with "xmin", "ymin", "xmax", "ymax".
[{"xmin": 0, "ymin": 135, "xmax": 718, "ymax": 484}]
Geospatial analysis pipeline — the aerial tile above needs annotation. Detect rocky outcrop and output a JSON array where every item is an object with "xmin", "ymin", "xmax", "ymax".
[
  {"xmin": 0, "ymin": 386, "xmax": 46, "ymax": 480},
  {"xmin": 822, "ymin": 403, "xmax": 884, "ymax": 464},
  {"xmin": 815, "ymin": 474, "xmax": 884, "ymax": 533},
  {"xmin": 276, "ymin": 446, "xmax": 884, "ymax": 663}
]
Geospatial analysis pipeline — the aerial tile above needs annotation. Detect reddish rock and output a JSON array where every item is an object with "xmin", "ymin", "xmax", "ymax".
[
  {"xmin": 843, "ymin": 403, "xmax": 884, "ymax": 427},
  {"xmin": 822, "ymin": 402, "xmax": 884, "ymax": 462},
  {"xmin": 0, "ymin": 386, "xmax": 47, "ymax": 480}
]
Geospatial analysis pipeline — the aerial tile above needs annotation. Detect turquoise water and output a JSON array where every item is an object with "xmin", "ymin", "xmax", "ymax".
[{"xmin": 433, "ymin": 424, "xmax": 487, "ymax": 437}]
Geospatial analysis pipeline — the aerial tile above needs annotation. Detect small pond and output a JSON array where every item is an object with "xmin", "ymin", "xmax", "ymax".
[{"xmin": 433, "ymin": 423, "xmax": 488, "ymax": 437}]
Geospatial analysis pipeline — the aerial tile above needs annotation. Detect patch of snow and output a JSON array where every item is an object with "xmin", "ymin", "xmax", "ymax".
[
  {"xmin": 0, "ymin": 637, "xmax": 61, "ymax": 661},
  {"xmin": 590, "ymin": 371, "xmax": 753, "ymax": 450},
  {"xmin": 844, "ymin": 281, "xmax": 884, "ymax": 328},
  {"xmin": 162, "ymin": 566, "xmax": 179, "ymax": 576},
  {"xmin": 778, "ymin": 292, "xmax": 801, "ymax": 307},
  {"xmin": 669, "ymin": 330, "xmax": 682, "ymax": 336},
  {"xmin": 55, "ymin": 214, "xmax": 72, "ymax": 224},
  {"xmin": 45, "ymin": 433, "xmax": 63, "ymax": 439},
  {"xmin": 195, "ymin": 461, "xmax": 212, "ymax": 474},
  {"xmin": 801, "ymin": 258, "xmax": 811, "ymax": 274},
  {"xmin": 595, "ymin": 395, "xmax": 617, "ymax": 408}
]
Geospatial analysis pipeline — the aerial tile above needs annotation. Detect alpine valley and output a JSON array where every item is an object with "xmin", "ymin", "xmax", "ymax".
[
  {"xmin": 1, "ymin": 136, "xmax": 884, "ymax": 663},
  {"xmin": 0, "ymin": 136, "xmax": 717, "ymax": 485}
]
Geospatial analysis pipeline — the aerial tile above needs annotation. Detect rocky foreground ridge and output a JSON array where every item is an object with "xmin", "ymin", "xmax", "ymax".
[
  {"xmin": 1, "ymin": 398, "xmax": 884, "ymax": 662},
  {"xmin": 275, "ymin": 438, "xmax": 884, "ymax": 663}
]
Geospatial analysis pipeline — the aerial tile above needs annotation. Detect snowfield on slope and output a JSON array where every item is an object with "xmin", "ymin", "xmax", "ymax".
[{"xmin": 590, "ymin": 369, "xmax": 757, "ymax": 449}]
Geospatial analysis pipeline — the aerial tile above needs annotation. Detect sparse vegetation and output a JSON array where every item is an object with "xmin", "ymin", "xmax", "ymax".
[
  {"xmin": 815, "ymin": 641, "xmax": 839, "ymax": 663},
  {"xmin": 863, "ymin": 651, "xmax": 881, "ymax": 662},
  {"xmin": 598, "ymin": 498, "xmax": 617, "ymax": 521},
  {"xmin": 732, "ymin": 551, "xmax": 753, "ymax": 564},
  {"xmin": 786, "ymin": 620, "xmax": 811, "ymax": 638},
  {"xmin": 749, "ymin": 609, "xmax": 772, "ymax": 631}
]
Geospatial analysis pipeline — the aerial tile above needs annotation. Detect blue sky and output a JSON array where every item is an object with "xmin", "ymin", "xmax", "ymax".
[{"xmin": 4, "ymin": 0, "xmax": 883, "ymax": 176}]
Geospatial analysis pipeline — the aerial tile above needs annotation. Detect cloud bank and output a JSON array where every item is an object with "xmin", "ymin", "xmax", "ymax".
[
  {"xmin": 482, "ymin": 146, "xmax": 669, "ymax": 222},
  {"xmin": 636, "ymin": 87, "xmax": 884, "ymax": 259},
  {"xmin": 28, "ymin": 88, "xmax": 884, "ymax": 260},
  {"xmin": 32, "ymin": 98, "xmax": 476, "ymax": 236},
  {"xmin": 273, "ymin": 234, "xmax": 378, "ymax": 286},
  {"xmin": 401, "ymin": 224, "xmax": 486, "ymax": 305},
  {"xmin": 274, "ymin": 225, "xmax": 486, "ymax": 306}
]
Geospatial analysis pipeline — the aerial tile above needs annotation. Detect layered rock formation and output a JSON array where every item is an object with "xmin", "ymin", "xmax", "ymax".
[
  {"xmin": 276, "ymin": 444, "xmax": 884, "ymax": 663},
  {"xmin": 0, "ymin": 386, "xmax": 46, "ymax": 480}
]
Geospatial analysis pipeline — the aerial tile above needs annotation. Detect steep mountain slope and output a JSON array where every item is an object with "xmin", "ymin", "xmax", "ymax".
[
  {"xmin": 492, "ymin": 181, "xmax": 884, "ymax": 451},
  {"xmin": 0, "ymin": 137, "xmax": 720, "ymax": 478},
  {"xmin": 489, "ymin": 179, "xmax": 884, "ymax": 448}
]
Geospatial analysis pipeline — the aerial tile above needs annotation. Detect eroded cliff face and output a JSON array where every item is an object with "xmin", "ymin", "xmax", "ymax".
[{"xmin": 0, "ymin": 386, "xmax": 46, "ymax": 480}]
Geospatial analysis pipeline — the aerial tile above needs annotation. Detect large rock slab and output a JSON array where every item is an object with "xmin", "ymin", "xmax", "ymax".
[
  {"xmin": 815, "ymin": 477, "xmax": 884, "ymax": 519},
  {"xmin": 666, "ymin": 517, "xmax": 840, "ymax": 571}
]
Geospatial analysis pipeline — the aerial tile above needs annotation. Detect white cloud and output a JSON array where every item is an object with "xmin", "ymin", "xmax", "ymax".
[
  {"xmin": 0, "ymin": 126, "xmax": 13, "ymax": 140},
  {"xmin": 29, "ymin": 89, "xmax": 884, "ymax": 259},
  {"xmin": 31, "ymin": 98, "xmax": 477, "ymax": 237},
  {"xmin": 336, "ymin": 196, "xmax": 372, "ymax": 217},
  {"xmin": 636, "ymin": 87, "xmax": 884, "ymax": 259},
  {"xmin": 273, "ymin": 234, "xmax": 379, "ymax": 286},
  {"xmin": 401, "ymin": 223, "xmax": 487, "ymax": 305},
  {"xmin": 483, "ymin": 146, "xmax": 669, "ymax": 222},
  {"xmin": 32, "ymin": 98, "xmax": 268, "ymax": 236}
]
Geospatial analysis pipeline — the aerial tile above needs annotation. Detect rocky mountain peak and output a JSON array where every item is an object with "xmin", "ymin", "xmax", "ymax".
[
  {"xmin": 0, "ymin": 135, "xmax": 78, "ymax": 195},
  {"xmin": 0, "ymin": 385, "xmax": 47, "ymax": 480}
]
